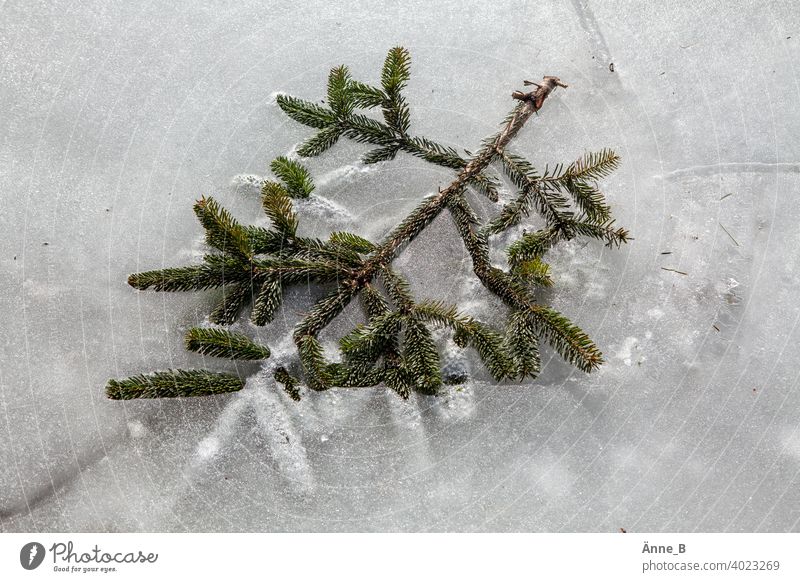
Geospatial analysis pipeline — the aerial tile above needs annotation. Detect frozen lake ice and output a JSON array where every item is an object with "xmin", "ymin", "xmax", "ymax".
[{"xmin": 1, "ymin": 0, "xmax": 799, "ymax": 531}]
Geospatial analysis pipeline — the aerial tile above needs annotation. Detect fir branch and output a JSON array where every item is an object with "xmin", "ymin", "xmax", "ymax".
[
  {"xmin": 340, "ymin": 311, "xmax": 405, "ymax": 373},
  {"xmin": 378, "ymin": 266, "xmax": 415, "ymax": 312},
  {"xmin": 342, "ymin": 113, "xmax": 398, "ymax": 146},
  {"xmin": 295, "ymin": 334, "xmax": 332, "ymax": 390},
  {"xmin": 403, "ymin": 317, "xmax": 442, "ymax": 394},
  {"xmin": 402, "ymin": 136, "xmax": 466, "ymax": 168},
  {"xmin": 116, "ymin": 50, "xmax": 626, "ymax": 404},
  {"xmin": 506, "ymin": 217, "xmax": 630, "ymax": 267},
  {"xmin": 329, "ymin": 231, "xmax": 376, "ymax": 254},
  {"xmin": 194, "ymin": 196, "xmax": 253, "ymax": 259},
  {"xmin": 275, "ymin": 94, "xmax": 335, "ymax": 129},
  {"xmin": 561, "ymin": 179, "xmax": 611, "ymax": 222},
  {"xmin": 261, "ymin": 181, "xmax": 298, "ymax": 236},
  {"xmin": 251, "ymin": 278, "xmax": 283, "ymax": 326},
  {"xmin": 106, "ymin": 370, "xmax": 244, "ymax": 400},
  {"xmin": 128, "ymin": 255, "xmax": 248, "ymax": 292},
  {"xmin": 512, "ymin": 257, "xmax": 554, "ymax": 288},
  {"xmin": 297, "ymin": 126, "xmax": 343, "ymax": 157},
  {"xmin": 362, "ymin": 145, "xmax": 400, "ymax": 164},
  {"xmin": 209, "ymin": 281, "xmax": 251, "ymax": 325},
  {"xmin": 328, "ymin": 65, "xmax": 354, "ymax": 117},
  {"xmin": 563, "ymin": 148, "xmax": 620, "ymax": 182},
  {"xmin": 294, "ymin": 286, "xmax": 359, "ymax": 338},
  {"xmin": 505, "ymin": 310, "xmax": 541, "ymax": 379},
  {"xmin": 270, "ymin": 156, "xmax": 314, "ymax": 198},
  {"xmin": 254, "ymin": 257, "xmax": 350, "ymax": 284},
  {"xmin": 383, "ymin": 365, "xmax": 414, "ymax": 399},
  {"xmin": 468, "ymin": 172, "xmax": 501, "ymax": 202},
  {"xmin": 527, "ymin": 305, "xmax": 603, "ymax": 372},
  {"xmin": 246, "ymin": 226, "xmax": 288, "ymax": 255},
  {"xmin": 185, "ymin": 327, "xmax": 270, "ymax": 360},
  {"xmin": 487, "ymin": 150, "xmax": 573, "ymax": 234},
  {"xmin": 274, "ymin": 366, "xmax": 302, "ymax": 401},
  {"xmin": 347, "ymin": 80, "xmax": 386, "ymax": 109},
  {"xmin": 570, "ymin": 217, "xmax": 631, "ymax": 247},
  {"xmin": 381, "ymin": 46, "xmax": 411, "ymax": 96},
  {"xmin": 360, "ymin": 283, "xmax": 392, "ymax": 319},
  {"xmin": 507, "ymin": 228, "xmax": 559, "ymax": 266},
  {"xmin": 412, "ymin": 301, "xmax": 513, "ymax": 381}
]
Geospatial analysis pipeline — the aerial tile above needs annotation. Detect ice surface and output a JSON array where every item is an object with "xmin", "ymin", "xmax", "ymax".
[{"xmin": 2, "ymin": 0, "xmax": 800, "ymax": 532}]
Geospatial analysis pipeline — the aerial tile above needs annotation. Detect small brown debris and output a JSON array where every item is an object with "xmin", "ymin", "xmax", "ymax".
[
  {"xmin": 719, "ymin": 223, "xmax": 739, "ymax": 246},
  {"xmin": 661, "ymin": 267, "xmax": 688, "ymax": 276}
]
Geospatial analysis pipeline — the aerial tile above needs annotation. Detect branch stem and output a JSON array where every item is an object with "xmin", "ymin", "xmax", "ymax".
[{"xmin": 357, "ymin": 77, "xmax": 565, "ymax": 285}]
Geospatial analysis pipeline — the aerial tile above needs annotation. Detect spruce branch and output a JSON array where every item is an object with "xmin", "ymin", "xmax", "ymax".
[
  {"xmin": 512, "ymin": 257, "xmax": 554, "ymax": 288},
  {"xmin": 209, "ymin": 281, "xmax": 251, "ymax": 325},
  {"xmin": 526, "ymin": 305, "xmax": 604, "ymax": 372},
  {"xmin": 274, "ymin": 366, "xmax": 302, "ymax": 401},
  {"xmin": 185, "ymin": 327, "xmax": 271, "ymax": 360},
  {"xmin": 251, "ymin": 278, "xmax": 283, "ymax": 326},
  {"xmin": 106, "ymin": 370, "xmax": 244, "ymax": 400},
  {"xmin": 403, "ymin": 317, "xmax": 442, "ymax": 394},
  {"xmin": 563, "ymin": 148, "xmax": 620, "ymax": 181},
  {"xmin": 328, "ymin": 231, "xmax": 376, "ymax": 254},
  {"xmin": 505, "ymin": 310, "xmax": 542, "ymax": 380},
  {"xmin": 275, "ymin": 94, "xmax": 335, "ymax": 128},
  {"xmin": 270, "ymin": 156, "xmax": 314, "ymax": 198},
  {"xmin": 261, "ymin": 181, "xmax": 298, "ymax": 236},
  {"xmin": 111, "ymin": 48, "xmax": 628, "ymax": 402},
  {"xmin": 194, "ymin": 196, "xmax": 253, "ymax": 259},
  {"xmin": 297, "ymin": 126, "xmax": 343, "ymax": 157}
]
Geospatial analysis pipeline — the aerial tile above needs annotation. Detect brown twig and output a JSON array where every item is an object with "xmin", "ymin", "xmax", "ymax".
[{"xmin": 661, "ymin": 267, "xmax": 688, "ymax": 276}]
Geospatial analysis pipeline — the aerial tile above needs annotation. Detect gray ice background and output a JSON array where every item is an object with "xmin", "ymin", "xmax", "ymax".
[{"xmin": 1, "ymin": 0, "xmax": 799, "ymax": 532}]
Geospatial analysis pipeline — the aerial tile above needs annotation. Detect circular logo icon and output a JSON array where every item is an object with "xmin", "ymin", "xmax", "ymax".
[{"xmin": 20, "ymin": 542, "xmax": 46, "ymax": 570}]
